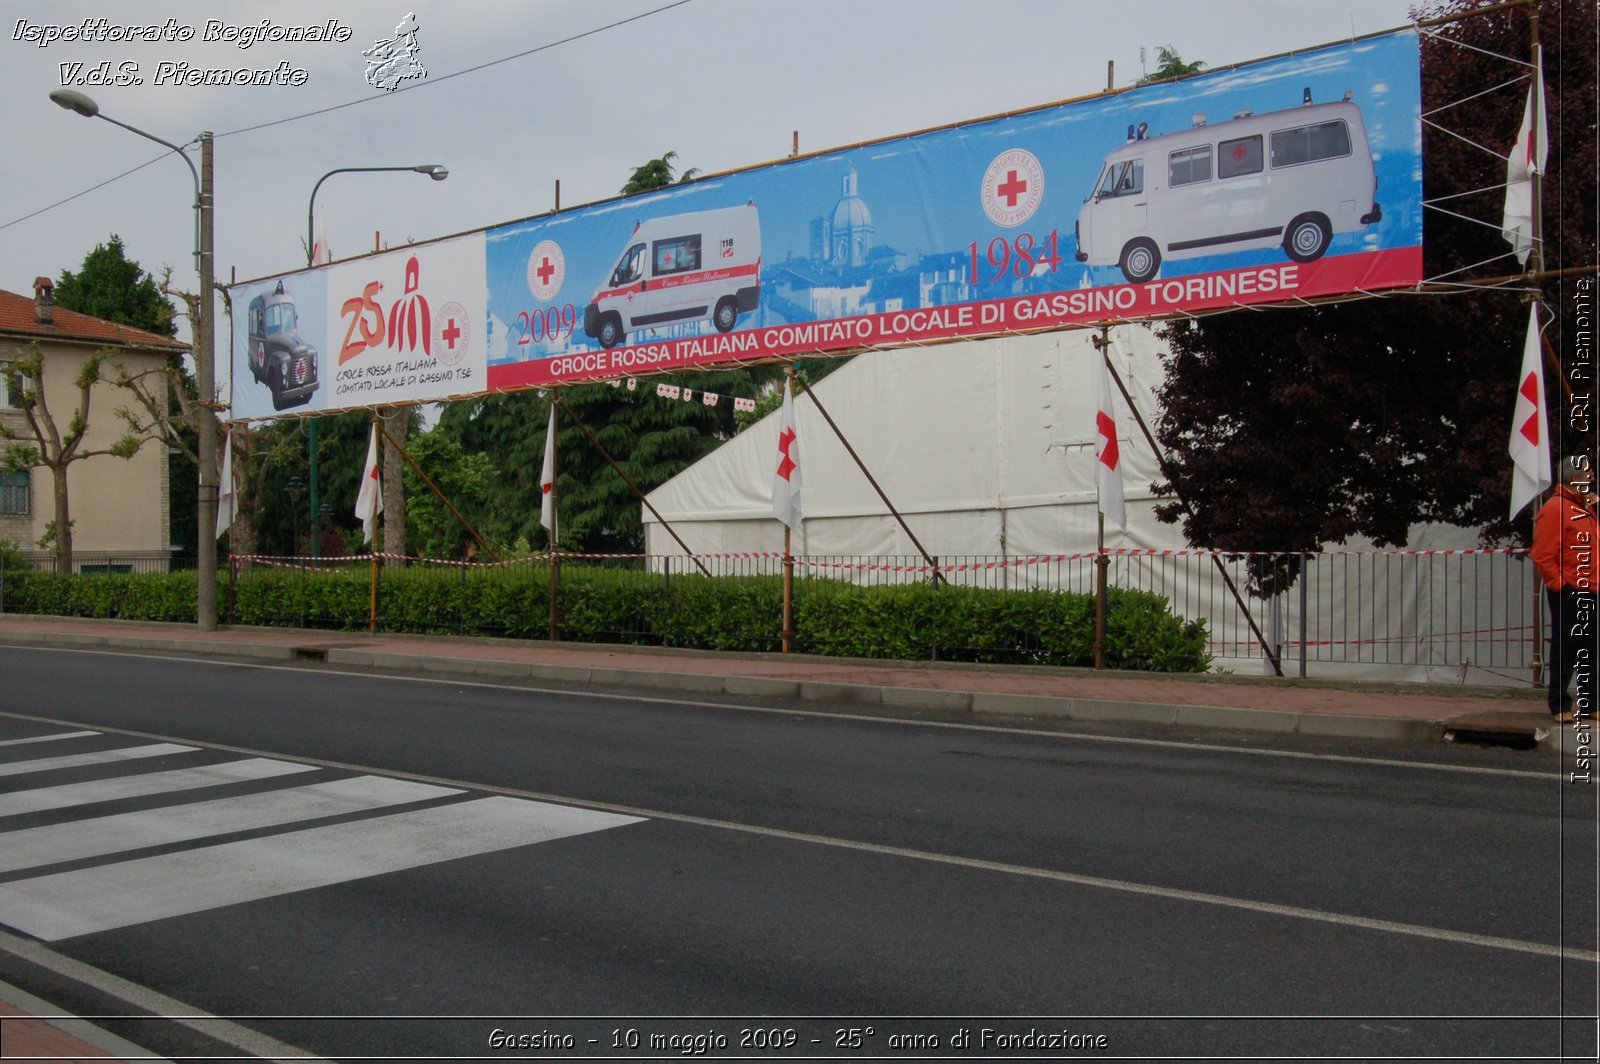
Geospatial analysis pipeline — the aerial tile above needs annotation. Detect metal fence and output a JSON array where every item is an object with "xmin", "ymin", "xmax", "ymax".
[
  {"xmin": 0, "ymin": 547, "xmax": 1542, "ymax": 684},
  {"xmin": 630, "ymin": 548, "xmax": 1540, "ymax": 680},
  {"xmin": 4, "ymin": 551, "xmax": 191, "ymax": 576}
]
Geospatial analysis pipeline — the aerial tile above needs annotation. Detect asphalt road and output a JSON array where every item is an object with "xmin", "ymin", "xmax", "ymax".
[{"xmin": 0, "ymin": 643, "xmax": 1593, "ymax": 1061}]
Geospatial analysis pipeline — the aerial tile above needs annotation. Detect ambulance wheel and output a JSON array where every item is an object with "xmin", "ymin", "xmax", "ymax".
[
  {"xmin": 1283, "ymin": 213, "xmax": 1331, "ymax": 263},
  {"xmin": 269, "ymin": 367, "xmax": 289, "ymax": 411},
  {"xmin": 1119, "ymin": 239, "xmax": 1160, "ymax": 284},
  {"xmin": 712, "ymin": 297, "xmax": 739, "ymax": 333},
  {"xmin": 597, "ymin": 313, "xmax": 625, "ymax": 349}
]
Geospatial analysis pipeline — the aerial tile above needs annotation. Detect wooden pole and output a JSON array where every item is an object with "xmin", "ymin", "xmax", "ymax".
[
  {"xmin": 1094, "ymin": 327, "xmax": 1110, "ymax": 670},
  {"xmin": 1528, "ymin": 16, "xmax": 1544, "ymax": 279},
  {"xmin": 549, "ymin": 403, "xmax": 560, "ymax": 642},
  {"xmin": 782, "ymin": 525, "xmax": 794, "ymax": 654},
  {"xmin": 781, "ymin": 367, "xmax": 797, "ymax": 653},
  {"xmin": 368, "ymin": 411, "xmax": 380, "ymax": 633},
  {"xmin": 1094, "ymin": 510, "xmax": 1107, "ymax": 670},
  {"xmin": 1527, "ymin": 11, "xmax": 1546, "ymax": 687}
]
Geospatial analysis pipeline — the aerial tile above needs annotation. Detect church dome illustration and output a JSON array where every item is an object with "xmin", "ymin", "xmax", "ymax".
[{"xmin": 829, "ymin": 169, "xmax": 876, "ymax": 268}]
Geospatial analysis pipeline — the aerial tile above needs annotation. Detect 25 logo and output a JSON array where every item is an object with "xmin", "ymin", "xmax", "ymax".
[{"xmin": 339, "ymin": 256, "xmax": 433, "ymax": 365}]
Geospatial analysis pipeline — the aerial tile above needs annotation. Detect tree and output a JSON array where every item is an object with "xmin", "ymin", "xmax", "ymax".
[
  {"xmin": 621, "ymin": 151, "xmax": 700, "ymax": 195},
  {"xmin": 551, "ymin": 373, "xmax": 748, "ymax": 552},
  {"xmin": 52, "ymin": 235, "xmax": 177, "ymax": 338},
  {"xmin": 434, "ymin": 391, "xmax": 548, "ymax": 551},
  {"xmin": 0, "ymin": 237, "xmax": 175, "ymax": 569},
  {"xmin": 434, "ymin": 373, "xmax": 763, "ymax": 555},
  {"xmin": 234, "ymin": 411, "xmax": 376, "ymax": 558},
  {"xmin": 1138, "ymin": 46, "xmax": 1205, "ymax": 85},
  {"xmin": 0, "ymin": 344, "xmax": 145, "ymax": 569},
  {"xmin": 380, "ymin": 407, "xmax": 413, "ymax": 562},
  {"xmin": 113, "ymin": 268, "xmax": 211, "ymax": 556},
  {"xmin": 401, "ymin": 426, "xmax": 500, "ymax": 558},
  {"xmin": 1151, "ymin": 0, "xmax": 1596, "ymax": 592}
]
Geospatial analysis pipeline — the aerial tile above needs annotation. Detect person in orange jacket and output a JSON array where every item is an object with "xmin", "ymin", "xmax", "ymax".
[{"xmin": 1531, "ymin": 456, "xmax": 1598, "ymax": 722}]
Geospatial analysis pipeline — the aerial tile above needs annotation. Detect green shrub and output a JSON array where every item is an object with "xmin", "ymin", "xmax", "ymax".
[
  {"xmin": 653, "ymin": 574, "xmax": 785, "ymax": 652},
  {"xmin": 0, "ymin": 561, "xmax": 1210, "ymax": 672}
]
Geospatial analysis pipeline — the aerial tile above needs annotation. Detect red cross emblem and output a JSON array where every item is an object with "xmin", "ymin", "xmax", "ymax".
[{"xmin": 776, "ymin": 427, "xmax": 797, "ymax": 482}]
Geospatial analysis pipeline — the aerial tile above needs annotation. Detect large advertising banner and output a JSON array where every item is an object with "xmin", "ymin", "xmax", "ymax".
[
  {"xmin": 486, "ymin": 29, "xmax": 1420, "ymax": 392},
  {"xmin": 229, "ymin": 234, "xmax": 486, "ymax": 421},
  {"xmin": 226, "ymin": 30, "xmax": 1420, "ymax": 419}
]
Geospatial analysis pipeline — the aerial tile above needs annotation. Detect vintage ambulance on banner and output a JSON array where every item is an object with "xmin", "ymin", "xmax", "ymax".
[
  {"xmin": 1075, "ymin": 92, "xmax": 1382, "ymax": 284},
  {"xmin": 583, "ymin": 203, "xmax": 761, "ymax": 349},
  {"xmin": 246, "ymin": 280, "xmax": 319, "ymax": 411}
]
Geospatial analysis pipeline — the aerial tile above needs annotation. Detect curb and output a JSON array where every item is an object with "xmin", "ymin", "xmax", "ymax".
[
  {"xmin": 0, "ymin": 627, "xmax": 1549, "ymax": 752},
  {"xmin": 0, "ymin": 980, "xmax": 171, "ymax": 1064},
  {"xmin": 320, "ymin": 646, "xmax": 1441, "ymax": 745},
  {"xmin": 0, "ymin": 629, "xmax": 299, "ymax": 662}
]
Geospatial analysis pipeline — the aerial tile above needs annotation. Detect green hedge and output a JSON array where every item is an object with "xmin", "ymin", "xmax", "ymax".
[{"xmin": 0, "ymin": 563, "xmax": 1210, "ymax": 672}]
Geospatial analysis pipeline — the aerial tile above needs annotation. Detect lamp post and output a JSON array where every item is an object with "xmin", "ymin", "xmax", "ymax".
[
  {"xmin": 286, "ymin": 475, "xmax": 304, "ymax": 558},
  {"xmin": 304, "ymin": 164, "xmax": 447, "ymax": 557},
  {"xmin": 49, "ymin": 89, "xmax": 220, "ymax": 630}
]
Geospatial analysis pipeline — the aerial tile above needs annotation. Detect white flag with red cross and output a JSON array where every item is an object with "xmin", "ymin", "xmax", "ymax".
[
  {"xmin": 539, "ymin": 405, "xmax": 557, "ymax": 535},
  {"xmin": 216, "ymin": 430, "xmax": 236, "ymax": 539},
  {"xmin": 311, "ymin": 216, "xmax": 331, "ymax": 267},
  {"xmin": 1095, "ymin": 354, "xmax": 1126, "ymax": 529},
  {"xmin": 1501, "ymin": 45, "xmax": 1548, "ymax": 266},
  {"xmin": 772, "ymin": 380, "xmax": 803, "ymax": 532},
  {"xmin": 1508, "ymin": 305, "xmax": 1551, "ymax": 519},
  {"xmin": 355, "ymin": 424, "xmax": 383, "ymax": 543}
]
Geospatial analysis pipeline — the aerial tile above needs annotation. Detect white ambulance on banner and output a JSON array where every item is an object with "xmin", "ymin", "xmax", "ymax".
[
  {"xmin": 1075, "ymin": 92, "xmax": 1382, "ymax": 284},
  {"xmin": 582, "ymin": 203, "xmax": 762, "ymax": 349}
]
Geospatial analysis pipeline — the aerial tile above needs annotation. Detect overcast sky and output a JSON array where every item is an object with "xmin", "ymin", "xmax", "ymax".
[{"xmin": 1, "ymin": 0, "xmax": 1419, "ymax": 341}]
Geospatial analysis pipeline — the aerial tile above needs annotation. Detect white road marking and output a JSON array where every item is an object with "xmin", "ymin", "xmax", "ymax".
[
  {"xmin": 0, "ymin": 796, "xmax": 643, "ymax": 941},
  {"xmin": 0, "ymin": 758, "xmax": 315, "ymax": 817},
  {"xmin": 0, "ymin": 776, "xmax": 461, "ymax": 873},
  {"xmin": 0, "ymin": 650, "xmax": 1577, "ymax": 962},
  {"xmin": 9, "ymin": 724, "xmax": 1580, "ymax": 966},
  {"xmin": 0, "ymin": 730, "xmax": 99, "ymax": 747},
  {"xmin": 0, "ymin": 930, "xmax": 332, "ymax": 1063},
  {"xmin": 0, "ymin": 742, "xmax": 194, "ymax": 777}
]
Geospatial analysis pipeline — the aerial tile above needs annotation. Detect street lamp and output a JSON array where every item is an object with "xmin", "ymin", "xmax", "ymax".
[
  {"xmin": 307, "ymin": 165, "xmax": 448, "ymax": 265},
  {"xmin": 49, "ymin": 89, "xmax": 220, "ymax": 631},
  {"xmin": 286, "ymin": 476, "xmax": 304, "ymax": 558},
  {"xmin": 303, "ymin": 164, "xmax": 448, "ymax": 557}
]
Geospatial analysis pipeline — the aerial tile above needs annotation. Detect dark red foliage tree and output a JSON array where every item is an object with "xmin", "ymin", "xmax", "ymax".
[{"xmin": 1152, "ymin": 0, "xmax": 1595, "ymax": 591}]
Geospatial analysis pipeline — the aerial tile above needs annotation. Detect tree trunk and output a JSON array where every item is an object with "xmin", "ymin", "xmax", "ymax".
[
  {"xmin": 50, "ymin": 463, "xmax": 72, "ymax": 573},
  {"xmin": 381, "ymin": 408, "xmax": 407, "ymax": 566},
  {"xmin": 227, "ymin": 428, "xmax": 259, "ymax": 558}
]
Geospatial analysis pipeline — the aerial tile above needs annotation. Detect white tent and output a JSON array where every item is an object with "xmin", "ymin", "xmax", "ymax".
[
  {"xmin": 645, "ymin": 327, "xmax": 1170, "ymax": 559},
  {"xmin": 641, "ymin": 328, "xmax": 1539, "ymax": 685}
]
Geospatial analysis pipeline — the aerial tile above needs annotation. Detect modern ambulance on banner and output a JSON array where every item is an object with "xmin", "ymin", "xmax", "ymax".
[{"xmin": 225, "ymin": 29, "xmax": 1421, "ymax": 420}]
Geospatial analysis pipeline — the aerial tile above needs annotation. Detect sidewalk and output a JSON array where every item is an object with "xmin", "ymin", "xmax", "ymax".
[
  {"xmin": 0, "ymin": 982, "xmax": 170, "ymax": 1064},
  {"xmin": 0, "ymin": 612, "xmax": 1573, "ymax": 752}
]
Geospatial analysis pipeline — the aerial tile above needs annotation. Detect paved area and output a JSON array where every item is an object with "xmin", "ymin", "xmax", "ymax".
[
  {"xmin": 0, "ymin": 982, "xmax": 172, "ymax": 1063},
  {"xmin": 0, "ymin": 612, "xmax": 1584, "ymax": 1061}
]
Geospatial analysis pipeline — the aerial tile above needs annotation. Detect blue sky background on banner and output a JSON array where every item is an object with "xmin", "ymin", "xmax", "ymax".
[{"xmin": 486, "ymin": 29, "xmax": 1420, "ymax": 367}]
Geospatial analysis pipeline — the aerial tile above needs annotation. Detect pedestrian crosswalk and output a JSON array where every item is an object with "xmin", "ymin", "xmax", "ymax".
[
  {"xmin": 0, "ymin": 729, "xmax": 644, "ymax": 942},
  {"xmin": 0, "ymin": 742, "xmax": 198, "ymax": 777}
]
